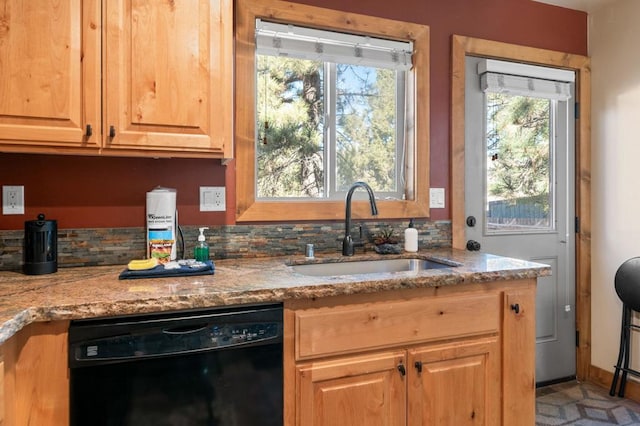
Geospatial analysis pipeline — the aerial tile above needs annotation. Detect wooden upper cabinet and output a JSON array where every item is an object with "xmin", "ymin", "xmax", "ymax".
[
  {"xmin": 102, "ymin": 0, "xmax": 233, "ymax": 158},
  {"xmin": 0, "ymin": 0, "xmax": 233, "ymax": 158},
  {"xmin": 0, "ymin": 0, "xmax": 101, "ymax": 153}
]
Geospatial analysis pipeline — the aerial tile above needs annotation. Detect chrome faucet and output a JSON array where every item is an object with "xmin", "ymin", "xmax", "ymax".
[{"xmin": 343, "ymin": 181, "xmax": 378, "ymax": 256}]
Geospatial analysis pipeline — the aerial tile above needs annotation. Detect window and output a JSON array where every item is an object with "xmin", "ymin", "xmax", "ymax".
[
  {"xmin": 255, "ymin": 21, "xmax": 412, "ymax": 200},
  {"xmin": 235, "ymin": 0, "xmax": 430, "ymax": 221}
]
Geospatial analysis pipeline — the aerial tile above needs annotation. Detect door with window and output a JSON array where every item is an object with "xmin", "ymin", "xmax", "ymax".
[{"xmin": 464, "ymin": 56, "xmax": 576, "ymax": 384}]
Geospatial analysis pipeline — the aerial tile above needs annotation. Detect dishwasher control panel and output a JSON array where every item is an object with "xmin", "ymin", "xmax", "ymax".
[
  {"xmin": 73, "ymin": 322, "xmax": 281, "ymax": 362},
  {"xmin": 68, "ymin": 305, "xmax": 284, "ymax": 366},
  {"xmin": 212, "ymin": 323, "xmax": 280, "ymax": 345}
]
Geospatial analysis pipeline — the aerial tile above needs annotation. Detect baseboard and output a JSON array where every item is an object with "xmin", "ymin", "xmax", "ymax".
[
  {"xmin": 536, "ymin": 375, "xmax": 577, "ymax": 388},
  {"xmin": 589, "ymin": 364, "xmax": 640, "ymax": 403}
]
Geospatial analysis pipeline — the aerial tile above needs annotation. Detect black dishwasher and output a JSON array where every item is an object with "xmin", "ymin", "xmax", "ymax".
[{"xmin": 69, "ymin": 304, "xmax": 283, "ymax": 426}]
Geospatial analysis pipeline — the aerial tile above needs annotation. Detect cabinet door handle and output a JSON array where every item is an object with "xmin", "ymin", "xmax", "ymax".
[
  {"xmin": 511, "ymin": 303, "xmax": 520, "ymax": 314},
  {"xmin": 85, "ymin": 124, "xmax": 92, "ymax": 137},
  {"xmin": 109, "ymin": 125, "xmax": 116, "ymax": 138},
  {"xmin": 397, "ymin": 363, "xmax": 406, "ymax": 376},
  {"xmin": 414, "ymin": 361, "xmax": 423, "ymax": 373}
]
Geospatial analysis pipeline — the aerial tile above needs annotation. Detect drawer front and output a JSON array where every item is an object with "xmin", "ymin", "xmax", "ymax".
[{"xmin": 295, "ymin": 293, "xmax": 500, "ymax": 359}]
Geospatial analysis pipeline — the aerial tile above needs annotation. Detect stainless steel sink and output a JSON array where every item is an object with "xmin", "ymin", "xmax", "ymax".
[{"xmin": 290, "ymin": 258, "xmax": 456, "ymax": 277}]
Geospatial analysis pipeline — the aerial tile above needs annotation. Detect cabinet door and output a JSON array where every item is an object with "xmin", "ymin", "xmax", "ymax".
[
  {"xmin": 297, "ymin": 350, "xmax": 406, "ymax": 426},
  {"xmin": 503, "ymin": 286, "xmax": 536, "ymax": 425},
  {"xmin": 408, "ymin": 337, "xmax": 500, "ymax": 426},
  {"xmin": 3, "ymin": 321, "xmax": 69, "ymax": 426},
  {"xmin": 103, "ymin": 0, "xmax": 233, "ymax": 157},
  {"xmin": 0, "ymin": 352, "xmax": 4, "ymax": 425},
  {"xmin": 0, "ymin": 0, "xmax": 101, "ymax": 152}
]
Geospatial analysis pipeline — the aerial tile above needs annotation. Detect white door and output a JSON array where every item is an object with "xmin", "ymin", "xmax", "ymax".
[{"xmin": 464, "ymin": 56, "xmax": 576, "ymax": 384}]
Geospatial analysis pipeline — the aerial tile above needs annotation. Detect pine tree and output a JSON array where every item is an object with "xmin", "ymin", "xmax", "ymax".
[{"xmin": 256, "ymin": 56, "xmax": 398, "ymax": 197}]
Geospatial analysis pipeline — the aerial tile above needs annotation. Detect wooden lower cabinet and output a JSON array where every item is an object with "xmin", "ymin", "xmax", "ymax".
[
  {"xmin": 502, "ymin": 288, "xmax": 536, "ymax": 425},
  {"xmin": 297, "ymin": 350, "xmax": 407, "ymax": 426},
  {"xmin": 0, "ymin": 353, "xmax": 4, "ymax": 426},
  {"xmin": 295, "ymin": 337, "xmax": 499, "ymax": 426},
  {"xmin": 286, "ymin": 279, "xmax": 537, "ymax": 426},
  {"xmin": 1, "ymin": 321, "xmax": 69, "ymax": 426},
  {"xmin": 408, "ymin": 337, "xmax": 500, "ymax": 426}
]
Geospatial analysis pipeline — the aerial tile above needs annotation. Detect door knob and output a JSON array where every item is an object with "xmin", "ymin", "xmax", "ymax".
[
  {"xmin": 511, "ymin": 303, "xmax": 520, "ymax": 314},
  {"xmin": 466, "ymin": 240, "xmax": 481, "ymax": 251},
  {"xmin": 466, "ymin": 216, "xmax": 476, "ymax": 227}
]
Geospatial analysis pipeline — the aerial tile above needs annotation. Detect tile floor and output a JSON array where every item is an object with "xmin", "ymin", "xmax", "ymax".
[{"xmin": 536, "ymin": 381, "xmax": 640, "ymax": 425}]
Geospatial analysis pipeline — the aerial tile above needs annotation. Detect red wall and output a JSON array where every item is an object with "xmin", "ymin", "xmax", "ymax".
[
  {"xmin": 0, "ymin": 0, "xmax": 587, "ymax": 230},
  {"xmin": 0, "ymin": 154, "xmax": 231, "ymax": 229}
]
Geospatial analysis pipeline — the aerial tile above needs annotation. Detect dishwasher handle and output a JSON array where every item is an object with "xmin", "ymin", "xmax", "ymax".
[{"xmin": 162, "ymin": 323, "xmax": 209, "ymax": 335}]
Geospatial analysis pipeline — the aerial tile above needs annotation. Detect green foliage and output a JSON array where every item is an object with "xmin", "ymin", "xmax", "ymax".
[
  {"xmin": 486, "ymin": 93, "xmax": 551, "ymax": 202},
  {"xmin": 256, "ymin": 55, "xmax": 399, "ymax": 198},
  {"xmin": 335, "ymin": 65, "xmax": 397, "ymax": 192},
  {"xmin": 256, "ymin": 57, "xmax": 324, "ymax": 197}
]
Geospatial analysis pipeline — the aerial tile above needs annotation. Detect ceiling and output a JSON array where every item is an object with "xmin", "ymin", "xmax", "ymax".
[{"xmin": 533, "ymin": 0, "xmax": 617, "ymax": 12}]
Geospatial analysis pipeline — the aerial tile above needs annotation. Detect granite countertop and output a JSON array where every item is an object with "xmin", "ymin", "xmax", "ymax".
[{"xmin": 0, "ymin": 248, "xmax": 550, "ymax": 345}]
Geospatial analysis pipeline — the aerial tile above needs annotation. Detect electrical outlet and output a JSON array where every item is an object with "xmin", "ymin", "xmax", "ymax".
[
  {"xmin": 3, "ymin": 185, "xmax": 25, "ymax": 215},
  {"xmin": 200, "ymin": 186, "xmax": 226, "ymax": 212}
]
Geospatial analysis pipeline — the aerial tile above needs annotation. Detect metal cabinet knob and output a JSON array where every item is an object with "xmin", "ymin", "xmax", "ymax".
[{"xmin": 397, "ymin": 363, "xmax": 406, "ymax": 376}]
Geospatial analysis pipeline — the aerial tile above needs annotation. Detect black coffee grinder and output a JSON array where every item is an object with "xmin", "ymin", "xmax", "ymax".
[{"xmin": 24, "ymin": 213, "xmax": 57, "ymax": 275}]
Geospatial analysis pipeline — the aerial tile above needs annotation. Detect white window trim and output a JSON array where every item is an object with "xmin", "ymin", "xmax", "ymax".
[
  {"xmin": 479, "ymin": 59, "xmax": 574, "ymax": 101},
  {"xmin": 255, "ymin": 19, "xmax": 413, "ymax": 71}
]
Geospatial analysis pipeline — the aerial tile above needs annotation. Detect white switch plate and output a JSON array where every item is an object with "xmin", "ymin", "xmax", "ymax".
[
  {"xmin": 200, "ymin": 186, "xmax": 226, "ymax": 211},
  {"xmin": 429, "ymin": 188, "xmax": 445, "ymax": 209},
  {"xmin": 3, "ymin": 185, "xmax": 25, "ymax": 215}
]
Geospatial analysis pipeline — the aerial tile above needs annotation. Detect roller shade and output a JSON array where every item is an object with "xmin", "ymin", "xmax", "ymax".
[
  {"xmin": 255, "ymin": 19, "xmax": 413, "ymax": 71},
  {"xmin": 479, "ymin": 59, "xmax": 573, "ymax": 101}
]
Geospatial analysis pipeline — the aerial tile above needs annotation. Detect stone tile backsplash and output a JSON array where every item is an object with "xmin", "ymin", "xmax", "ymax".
[{"xmin": 0, "ymin": 221, "xmax": 451, "ymax": 271}]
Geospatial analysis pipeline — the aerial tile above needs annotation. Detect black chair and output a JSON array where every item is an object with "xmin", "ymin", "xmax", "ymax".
[{"xmin": 610, "ymin": 257, "xmax": 640, "ymax": 397}]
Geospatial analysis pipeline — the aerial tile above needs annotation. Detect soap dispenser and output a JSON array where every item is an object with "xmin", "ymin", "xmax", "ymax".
[
  {"xmin": 194, "ymin": 227, "xmax": 210, "ymax": 261},
  {"xmin": 404, "ymin": 219, "xmax": 418, "ymax": 252}
]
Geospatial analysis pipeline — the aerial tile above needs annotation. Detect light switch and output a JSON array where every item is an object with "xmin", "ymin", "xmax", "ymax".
[{"xmin": 429, "ymin": 188, "xmax": 445, "ymax": 209}]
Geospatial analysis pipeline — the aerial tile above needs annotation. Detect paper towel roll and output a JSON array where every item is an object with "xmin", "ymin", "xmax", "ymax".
[{"xmin": 146, "ymin": 187, "xmax": 177, "ymax": 262}]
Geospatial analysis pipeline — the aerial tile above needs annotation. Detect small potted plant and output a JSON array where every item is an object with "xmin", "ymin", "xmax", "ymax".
[{"xmin": 372, "ymin": 227, "xmax": 401, "ymax": 254}]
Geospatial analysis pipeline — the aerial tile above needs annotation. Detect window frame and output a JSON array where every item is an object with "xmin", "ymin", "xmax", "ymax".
[{"xmin": 235, "ymin": 0, "xmax": 430, "ymax": 222}]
